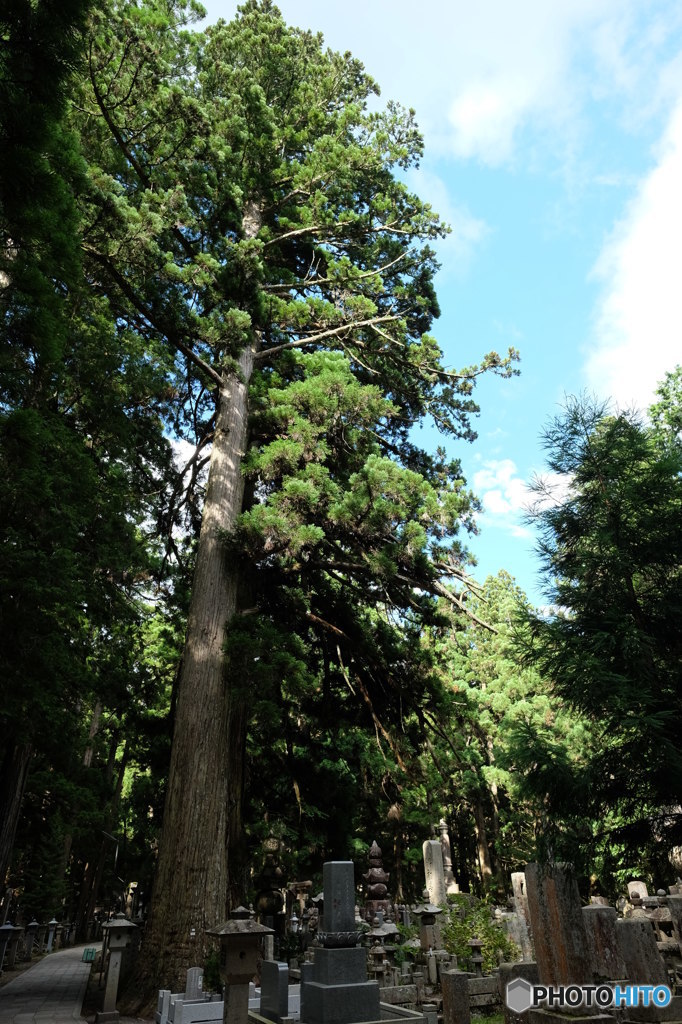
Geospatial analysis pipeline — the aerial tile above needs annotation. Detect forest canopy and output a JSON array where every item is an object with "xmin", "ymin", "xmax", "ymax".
[{"xmin": 1, "ymin": 0, "xmax": 681, "ymax": 1004}]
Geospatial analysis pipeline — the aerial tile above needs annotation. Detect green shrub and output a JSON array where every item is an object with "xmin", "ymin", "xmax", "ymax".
[{"xmin": 440, "ymin": 894, "xmax": 519, "ymax": 973}]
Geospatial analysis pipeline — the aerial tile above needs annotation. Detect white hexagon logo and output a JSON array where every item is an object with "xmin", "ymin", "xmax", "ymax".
[{"xmin": 506, "ymin": 977, "xmax": 533, "ymax": 1014}]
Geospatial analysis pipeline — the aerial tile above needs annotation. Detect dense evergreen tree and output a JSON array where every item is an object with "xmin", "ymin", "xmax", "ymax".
[
  {"xmin": 0, "ymin": 0, "xmax": 172, "ymax": 917},
  {"xmin": 73, "ymin": 0, "xmax": 517, "ymax": 999},
  {"xmin": 520, "ymin": 393, "xmax": 682, "ymax": 872},
  {"xmin": 412, "ymin": 572, "xmax": 591, "ymax": 893}
]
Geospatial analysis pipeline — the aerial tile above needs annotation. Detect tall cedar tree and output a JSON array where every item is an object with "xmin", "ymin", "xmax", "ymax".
[
  {"xmin": 75, "ymin": 0, "xmax": 517, "ymax": 998},
  {"xmin": 522, "ymin": 395, "xmax": 682, "ymax": 863},
  {"xmin": 0, "ymin": 0, "xmax": 172, "ymax": 906}
]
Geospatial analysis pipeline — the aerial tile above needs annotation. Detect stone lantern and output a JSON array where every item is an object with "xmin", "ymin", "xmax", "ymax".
[
  {"xmin": 468, "ymin": 935, "xmax": 484, "ymax": 976},
  {"xmin": 412, "ymin": 892, "xmax": 443, "ymax": 951},
  {"xmin": 96, "ymin": 913, "xmax": 137, "ymax": 1022},
  {"xmin": 46, "ymin": 917, "xmax": 58, "ymax": 952},
  {"xmin": 206, "ymin": 915, "xmax": 274, "ymax": 1024},
  {"xmin": 24, "ymin": 919, "xmax": 39, "ymax": 959},
  {"xmin": 0, "ymin": 922, "xmax": 14, "ymax": 975}
]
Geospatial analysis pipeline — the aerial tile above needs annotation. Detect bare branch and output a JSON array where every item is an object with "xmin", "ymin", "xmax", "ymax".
[{"xmin": 255, "ymin": 313, "xmax": 399, "ymax": 361}]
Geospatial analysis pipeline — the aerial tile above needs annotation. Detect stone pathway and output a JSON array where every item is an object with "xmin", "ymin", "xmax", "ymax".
[{"xmin": 0, "ymin": 944, "xmax": 97, "ymax": 1023}]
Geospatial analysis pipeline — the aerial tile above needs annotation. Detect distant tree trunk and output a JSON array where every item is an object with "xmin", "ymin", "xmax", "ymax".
[
  {"xmin": 0, "ymin": 742, "xmax": 33, "ymax": 886},
  {"xmin": 473, "ymin": 799, "xmax": 494, "ymax": 889},
  {"xmin": 124, "ymin": 208, "xmax": 261, "ymax": 1010},
  {"xmin": 485, "ymin": 738, "xmax": 504, "ymax": 887}
]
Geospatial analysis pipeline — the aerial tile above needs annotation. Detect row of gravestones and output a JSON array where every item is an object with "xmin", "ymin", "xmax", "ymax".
[
  {"xmin": 501, "ymin": 863, "xmax": 682, "ymax": 1024},
  {"xmin": 0, "ymin": 918, "xmax": 83, "ymax": 973},
  {"xmin": 152, "ymin": 857, "xmax": 682, "ymax": 1024}
]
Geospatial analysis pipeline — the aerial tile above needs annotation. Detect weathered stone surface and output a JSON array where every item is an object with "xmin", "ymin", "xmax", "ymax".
[
  {"xmin": 616, "ymin": 918, "xmax": 667, "ymax": 984},
  {"xmin": 582, "ymin": 906, "xmax": 626, "ymax": 981},
  {"xmin": 423, "ymin": 840, "xmax": 447, "ymax": 907},
  {"xmin": 524, "ymin": 864, "xmax": 593, "ymax": 988},
  {"xmin": 499, "ymin": 962, "xmax": 540, "ymax": 1024},
  {"xmin": 442, "ymin": 970, "xmax": 471, "ymax": 1024},
  {"xmin": 323, "ymin": 862, "xmax": 356, "ymax": 934},
  {"xmin": 666, "ymin": 895, "xmax": 682, "ymax": 945},
  {"xmin": 380, "ymin": 984, "xmax": 418, "ymax": 1005},
  {"xmin": 308, "ymin": 948, "xmax": 367, "ymax": 986},
  {"xmin": 438, "ymin": 820, "xmax": 460, "ymax": 895},
  {"xmin": 628, "ymin": 882, "xmax": 649, "ymax": 900}
]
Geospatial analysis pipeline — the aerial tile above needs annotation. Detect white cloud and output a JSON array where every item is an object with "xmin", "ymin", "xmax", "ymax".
[
  {"xmin": 473, "ymin": 459, "xmax": 533, "ymax": 538},
  {"xmin": 473, "ymin": 461, "xmax": 574, "ymax": 539},
  {"xmin": 201, "ymin": 0, "xmax": 682, "ymax": 168},
  {"xmin": 586, "ymin": 97, "xmax": 682, "ymax": 410}
]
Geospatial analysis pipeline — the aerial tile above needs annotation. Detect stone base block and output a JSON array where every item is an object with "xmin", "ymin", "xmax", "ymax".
[
  {"xmin": 95, "ymin": 1012, "xmax": 120, "ymax": 1023},
  {"xmin": 529, "ymin": 1012, "xmax": 615, "ymax": 1024},
  {"xmin": 303, "ymin": 980, "xmax": 381, "ymax": 1024},
  {"xmin": 310, "ymin": 947, "xmax": 368, "ymax": 985},
  {"xmin": 625, "ymin": 994, "xmax": 682, "ymax": 1022}
]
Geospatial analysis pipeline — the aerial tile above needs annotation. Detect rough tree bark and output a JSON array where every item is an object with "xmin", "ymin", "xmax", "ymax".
[
  {"xmin": 125, "ymin": 207, "xmax": 262, "ymax": 1007},
  {"xmin": 0, "ymin": 742, "xmax": 32, "ymax": 888}
]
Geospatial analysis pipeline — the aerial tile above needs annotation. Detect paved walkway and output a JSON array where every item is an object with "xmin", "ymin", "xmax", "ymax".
[{"xmin": 0, "ymin": 944, "xmax": 97, "ymax": 1023}]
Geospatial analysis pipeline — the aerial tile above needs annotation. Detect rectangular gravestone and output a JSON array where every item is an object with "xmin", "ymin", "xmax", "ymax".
[
  {"xmin": 302, "ymin": 860, "xmax": 381, "ymax": 1024},
  {"xmin": 499, "ymin": 961, "xmax": 539, "ymax": 1024},
  {"xmin": 615, "ymin": 918, "xmax": 682, "ymax": 1023},
  {"xmin": 260, "ymin": 961, "xmax": 289, "ymax": 1023},
  {"xmin": 628, "ymin": 881, "xmax": 649, "ymax": 900},
  {"xmin": 185, "ymin": 967, "xmax": 203, "ymax": 1000},
  {"xmin": 323, "ymin": 861, "xmax": 355, "ymax": 933},
  {"xmin": 616, "ymin": 918, "xmax": 667, "ymax": 984},
  {"xmin": 423, "ymin": 840, "xmax": 446, "ymax": 906},
  {"xmin": 582, "ymin": 906, "xmax": 626, "ymax": 981},
  {"xmin": 524, "ymin": 863, "xmax": 593, "ymax": 989},
  {"xmin": 442, "ymin": 970, "xmax": 471, "ymax": 1024}
]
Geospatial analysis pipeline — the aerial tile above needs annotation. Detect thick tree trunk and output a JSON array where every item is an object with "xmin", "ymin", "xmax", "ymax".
[
  {"xmin": 0, "ymin": 742, "xmax": 33, "ymax": 887},
  {"xmin": 125, "ymin": 206, "xmax": 261, "ymax": 1010}
]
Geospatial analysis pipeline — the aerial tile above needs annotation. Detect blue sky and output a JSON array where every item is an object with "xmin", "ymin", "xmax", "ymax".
[{"xmin": 199, "ymin": 0, "xmax": 682, "ymax": 605}]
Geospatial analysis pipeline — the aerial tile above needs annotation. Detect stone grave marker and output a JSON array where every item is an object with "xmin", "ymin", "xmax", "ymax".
[
  {"xmin": 185, "ymin": 967, "xmax": 204, "ymax": 1000},
  {"xmin": 423, "ymin": 840, "xmax": 446, "ymax": 907},
  {"xmin": 260, "ymin": 961, "xmax": 289, "ymax": 1023},
  {"xmin": 442, "ymin": 970, "xmax": 470, "ymax": 1024},
  {"xmin": 301, "ymin": 861, "xmax": 381, "ymax": 1024},
  {"xmin": 582, "ymin": 905, "xmax": 626, "ymax": 981},
  {"xmin": 438, "ymin": 820, "xmax": 460, "ymax": 895},
  {"xmin": 627, "ymin": 881, "xmax": 649, "ymax": 901},
  {"xmin": 524, "ymin": 863, "xmax": 593, "ymax": 989}
]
